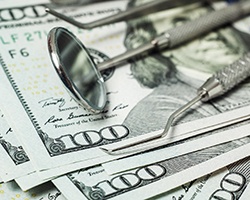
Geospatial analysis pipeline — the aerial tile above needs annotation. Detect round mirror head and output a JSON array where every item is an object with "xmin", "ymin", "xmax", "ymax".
[{"xmin": 47, "ymin": 27, "xmax": 107, "ymax": 112}]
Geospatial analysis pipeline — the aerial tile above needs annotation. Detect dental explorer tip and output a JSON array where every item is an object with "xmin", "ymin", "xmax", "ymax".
[{"xmin": 99, "ymin": 147, "xmax": 114, "ymax": 155}]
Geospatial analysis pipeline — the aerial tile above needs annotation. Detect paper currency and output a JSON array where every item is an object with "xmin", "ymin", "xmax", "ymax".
[
  {"xmin": 0, "ymin": 110, "xmax": 52, "ymax": 190},
  {"xmin": 102, "ymin": 120, "xmax": 250, "ymax": 175},
  {"xmin": 148, "ymin": 156, "xmax": 250, "ymax": 200},
  {"xmin": 1, "ymin": 0, "xmax": 250, "ymax": 181},
  {"xmin": 0, "ymin": 110, "xmax": 33, "ymax": 181},
  {"xmin": 7, "ymin": 113, "xmax": 250, "ymax": 191},
  {"xmin": 0, "ymin": 0, "xmax": 250, "ymax": 199},
  {"xmin": 53, "ymin": 137, "xmax": 250, "ymax": 200}
]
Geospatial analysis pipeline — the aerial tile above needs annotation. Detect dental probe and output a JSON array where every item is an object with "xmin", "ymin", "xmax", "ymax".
[
  {"xmin": 100, "ymin": 52, "xmax": 250, "ymax": 154},
  {"xmin": 46, "ymin": 0, "xmax": 201, "ymax": 29}
]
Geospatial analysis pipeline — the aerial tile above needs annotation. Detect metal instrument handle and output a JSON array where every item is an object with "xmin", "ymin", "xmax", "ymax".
[
  {"xmin": 158, "ymin": 2, "xmax": 250, "ymax": 49},
  {"xmin": 199, "ymin": 53, "xmax": 250, "ymax": 101}
]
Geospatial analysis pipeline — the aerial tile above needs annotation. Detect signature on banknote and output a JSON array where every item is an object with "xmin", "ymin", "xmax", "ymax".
[{"xmin": 38, "ymin": 97, "xmax": 66, "ymax": 108}]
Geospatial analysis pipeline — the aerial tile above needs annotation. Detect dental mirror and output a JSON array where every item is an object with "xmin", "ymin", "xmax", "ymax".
[
  {"xmin": 47, "ymin": 26, "xmax": 162, "ymax": 112},
  {"xmin": 48, "ymin": 27, "xmax": 107, "ymax": 112}
]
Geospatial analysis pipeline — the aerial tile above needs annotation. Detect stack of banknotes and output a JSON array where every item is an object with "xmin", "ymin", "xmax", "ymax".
[{"xmin": 0, "ymin": 0, "xmax": 250, "ymax": 199}]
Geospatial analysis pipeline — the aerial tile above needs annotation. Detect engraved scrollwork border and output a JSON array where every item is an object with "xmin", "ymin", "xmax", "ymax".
[
  {"xmin": 67, "ymin": 174, "xmax": 105, "ymax": 200},
  {"xmin": 0, "ymin": 139, "xmax": 29, "ymax": 165},
  {"xmin": 39, "ymin": 130, "xmax": 66, "ymax": 156}
]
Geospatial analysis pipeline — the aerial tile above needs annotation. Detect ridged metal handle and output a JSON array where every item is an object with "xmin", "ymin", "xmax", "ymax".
[
  {"xmin": 215, "ymin": 53, "xmax": 250, "ymax": 93},
  {"xmin": 199, "ymin": 53, "xmax": 250, "ymax": 101},
  {"xmin": 163, "ymin": 2, "xmax": 250, "ymax": 48}
]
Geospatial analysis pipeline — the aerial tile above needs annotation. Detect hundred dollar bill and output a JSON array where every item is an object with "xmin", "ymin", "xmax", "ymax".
[
  {"xmin": 52, "ymin": 135, "xmax": 250, "ymax": 200},
  {"xmin": 1, "ymin": 0, "xmax": 250, "ymax": 182}
]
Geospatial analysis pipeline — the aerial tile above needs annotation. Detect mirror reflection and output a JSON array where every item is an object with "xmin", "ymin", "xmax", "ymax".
[{"xmin": 48, "ymin": 27, "xmax": 107, "ymax": 111}]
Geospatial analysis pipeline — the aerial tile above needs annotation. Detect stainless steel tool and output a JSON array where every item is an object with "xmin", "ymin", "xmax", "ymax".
[
  {"xmin": 100, "ymin": 52, "xmax": 250, "ymax": 154},
  {"xmin": 46, "ymin": 0, "xmax": 202, "ymax": 29}
]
